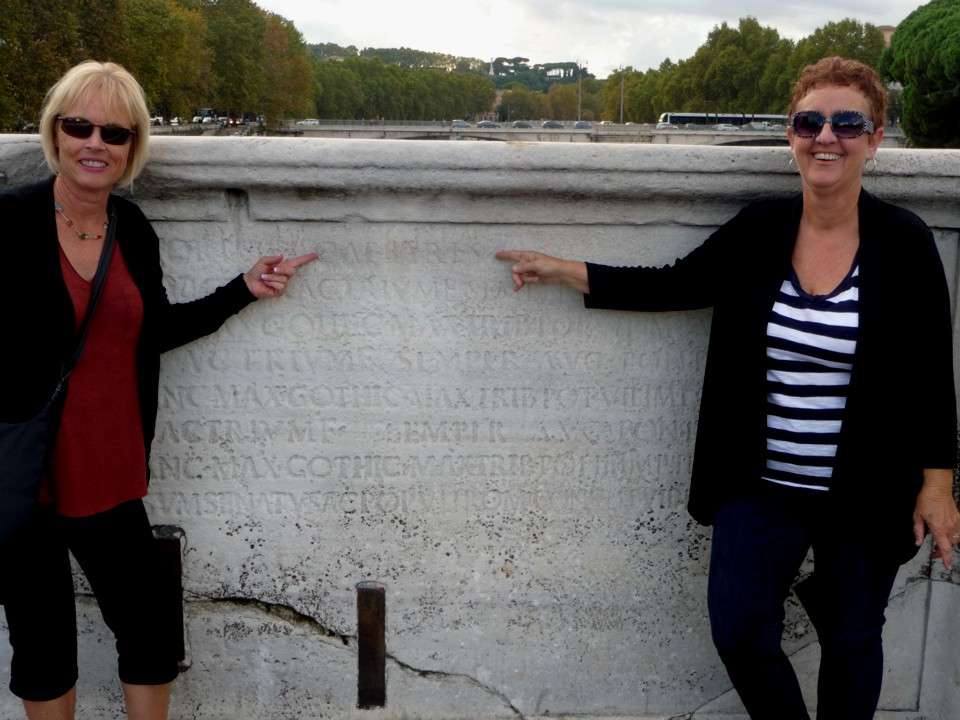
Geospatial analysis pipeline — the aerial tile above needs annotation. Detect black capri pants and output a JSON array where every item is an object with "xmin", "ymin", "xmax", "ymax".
[{"xmin": 1, "ymin": 499, "xmax": 181, "ymax": 701}]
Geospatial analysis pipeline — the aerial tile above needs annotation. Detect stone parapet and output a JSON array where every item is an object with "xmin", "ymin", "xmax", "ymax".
[{"xmin": 0, "ymin": 135, "xmax": 957, "ymax": 718}]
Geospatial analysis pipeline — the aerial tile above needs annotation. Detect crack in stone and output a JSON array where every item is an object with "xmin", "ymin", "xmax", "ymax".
[
  {"xmin": 386, "ymin": 653, "xmax": 528, "ymax": 720},
  {"xmin": 188, "ymin": 594, "xmax": 527, "ymax": 718},
  {"xmin": 189, "ymin": 593, "xmax": 351, "ymax": 646}
]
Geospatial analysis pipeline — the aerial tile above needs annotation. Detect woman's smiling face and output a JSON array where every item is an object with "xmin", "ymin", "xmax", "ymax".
[
  {"xmin": 788, "ymin": 84, "xmax": 884, "ymax": 198},
  {"xmin": 55, "ymin": 88, "xmax": 133, "ymax": 198}
]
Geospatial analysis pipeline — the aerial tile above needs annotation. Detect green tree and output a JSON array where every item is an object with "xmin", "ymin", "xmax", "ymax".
[
  {"xmin": 1, "ymin": 0, "xmax": 83, "ymax": 128},
  {"xmin": 601, "ymin": 68, "xmax": 633, "ymax": 122},
  {"xmin": 757, "ymin": 37, "xmax": 795, "ymax": 114},
  {"xmin": 114, "ymin": 0, "xmax": 213, "ymax": 120},
  {"xmin": 199, "ymin": 0, "xmax": 266, "ymax": 116},
  {"xmin": 654, "ymin": 57, "xmax": 694, "ymax": 115},
  {"xmin": 788, "ymin": 18, "xmax": 886, "ymax": 79},
  {"xmin": 313, "ymin": 58, "xmax": 365, "ymax": 118},
  {"xmin": 546, "ymin": 83, "xmax": 578, "ymax": 120},
  {"xmin": 359, "ymin": 46, "xmax": 485, "ymax": 74},
  {"xmin": 79, "ymin": 0, "xmax": 126, "ymax": 60},
  {"xmin": 879, "ymin": 0, "xmax": 960, "ymax": 148},
  {"xmin": 679, "ymin": 18, "xmax": 791, "ymax": 114},
  {"xmin": 577, "ymin": 77, "xmax": 604, "ymax": 121},
  {"xmin": 309, "ymin": 42, "xmax": 359, "ymax": 59},
  {"xmin": 0, "ymin": 1, "xmax": 24, "ymax": 127},
  {"xmin": 158, "ymin": 3, "xmax": 214, "ymax": 122},
  {"xmin": 623, "ymin": 69, "xmax": 664, "ymax": 123},
  {"xmin": 462, "ymin": 72, "xmax": 497, "ymax": 117},
  {"xmin": 316, "ymin": 56, "xmax": 494, "ymax": 121},
  {"xmin": 499, "ymin": 83, "xmax": 548, "ymax": 121},
  {"xmin": 259, "ymin": 13, "xmax": 313, "ymax": 124}
]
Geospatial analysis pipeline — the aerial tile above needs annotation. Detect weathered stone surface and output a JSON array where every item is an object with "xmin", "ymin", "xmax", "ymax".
[{"xmin": 0, "ymin": 136, "xmax": 957, "ymax": 718}]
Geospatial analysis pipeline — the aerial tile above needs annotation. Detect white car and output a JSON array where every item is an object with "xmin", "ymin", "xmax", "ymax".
[
  {"xmin": 714, "ymin": 123, "xmax": 740, "ymax": 131},
  {"xmin": 296, "ymin": 118, "xmax": 320, "ymax": 126}
]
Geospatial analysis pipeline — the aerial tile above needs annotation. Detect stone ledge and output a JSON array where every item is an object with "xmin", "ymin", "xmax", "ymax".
[{"xmin": 0, "ymin": 134, "xmax": 956, "ymax": 719}]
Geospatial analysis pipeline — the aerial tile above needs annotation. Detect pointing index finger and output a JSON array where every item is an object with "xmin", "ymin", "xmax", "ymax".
[{"xmin": 286, "ymin": 252, "xmax": 319, "ymax": 268}]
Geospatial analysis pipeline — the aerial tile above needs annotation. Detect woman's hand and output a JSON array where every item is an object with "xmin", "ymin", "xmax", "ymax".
[
  {"xmin": 913, "ymin": 467, "xmax": 960, "ymax": 570},
  {"xmin": 243, "ymin": 252, "xmax": 318, "ymax": 299},
  {"xmin": 495, "ymin": 250, "xmax": 589, "ymax": 294}
]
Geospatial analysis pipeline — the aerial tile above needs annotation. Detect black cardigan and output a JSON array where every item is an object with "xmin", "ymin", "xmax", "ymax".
[
  {"xmin": 585, "ymin": 190, "xmax": 957, "ymax": 562},
  {"xmin": 1, "ymin": 177, "xmax": 256, "ymax": 478}
]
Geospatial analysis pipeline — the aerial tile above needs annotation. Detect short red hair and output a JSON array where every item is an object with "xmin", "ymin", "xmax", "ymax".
[{"xmin": 788, "ymin": 56, "xmax": 887, "ymax": 126}]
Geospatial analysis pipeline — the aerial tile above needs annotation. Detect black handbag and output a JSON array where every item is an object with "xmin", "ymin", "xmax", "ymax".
[{"xmin": 0, "ymin": 202, "xmax": 117, "ymax": 544}]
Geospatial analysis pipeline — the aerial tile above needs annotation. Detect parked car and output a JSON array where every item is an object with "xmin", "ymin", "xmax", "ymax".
[
  {"xmin": 600, "ymin": 120, "xmax": 615, "ymax": 125},
  {"xmin": 511, "ymin": 121, "xmax": 532, "ymax": 128},
  {"xmin": 656, "ymin": 122, "xmax": 678, "ymax": 130},
  {"xmin": 191, "ymin": 116, "xmax": 203, "ymax": 124},
  {"xmin": 296, "ymin": 118, "xmax": 320, "ymax": 126},
  {"xmin": 541, "ymin": 120, "xmax": 563, "ymax": 129},
  {"xmin": 150, "ymin": 116, "xmax": 164, "ymax": 126},
  {"xmin": 451, "ymin": 119, "xmax": 471, "ymax": 128},
  {"xmin": 170, "ymin": 117, "xmax": 180, "ymax": 125},
  {"xmin": 573, "ymin": 120, "xmax": 592, "ymax": 129},
  {"xmin": 476, "ymin": 120, "xmax": 500, "ymax": 128}
]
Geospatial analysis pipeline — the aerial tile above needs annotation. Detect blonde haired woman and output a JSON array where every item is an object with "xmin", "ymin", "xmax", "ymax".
[{"xmin": 0, "ymin": 61, "xmax": 315, "ymax": 719}]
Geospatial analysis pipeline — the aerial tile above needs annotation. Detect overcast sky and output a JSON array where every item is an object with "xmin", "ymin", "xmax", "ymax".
[{"xmin": 253, "ymin": 0, "xmax": 924, "ymax": 77}]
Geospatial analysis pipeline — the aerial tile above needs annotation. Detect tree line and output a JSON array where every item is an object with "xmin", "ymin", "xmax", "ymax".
[
  {"xmin": 0, "ymin": 0, "xmax": 495, "ymax": 128},
  {"xmin": 596, "ymin": 18, "xmax": 886, "ymax": 124},
  {"xmin": 514, "ymin": 4, "xmax": 957, "ymax": 148},
  {"xmin": 0, "ymin": 1, "xmax": 955, "ymax": 146}
]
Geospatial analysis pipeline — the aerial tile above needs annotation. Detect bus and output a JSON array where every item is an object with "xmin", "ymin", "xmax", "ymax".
[{"xmin": 657, "ymin": 112, "xmax": 788, "ymax": 128}]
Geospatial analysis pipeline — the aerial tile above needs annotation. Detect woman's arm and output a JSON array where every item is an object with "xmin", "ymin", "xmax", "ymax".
[
  {"xmin": 243, "ymin": 252, "xmax": 318, "ymax": 299},
  {"xmin": 494, "ymin": 250, "xmax": 589, "ymax": 294}
]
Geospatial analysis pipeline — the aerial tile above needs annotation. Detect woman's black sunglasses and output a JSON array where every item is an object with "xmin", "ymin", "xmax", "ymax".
[
  {"xmin": 57, "ymin": 116, "xmax": 137, "ymax": 145},
  {"xmin": 789, "ymin": 110, "xmax": 875, "ymax": 139}
]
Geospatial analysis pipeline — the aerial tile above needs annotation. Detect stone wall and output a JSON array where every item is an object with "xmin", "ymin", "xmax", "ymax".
[{"xmin": 0, "ymin": 135, "xmax": 958, "ymax": 719}]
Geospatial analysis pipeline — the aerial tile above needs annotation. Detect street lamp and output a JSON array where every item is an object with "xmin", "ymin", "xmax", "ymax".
[
  {"xmin": 577, "ymin": 59, "xmax": 586, "ymax": 121},
  {"xmin": 620, "ymin": 66, "xmax": 625, "ymax": 124}
]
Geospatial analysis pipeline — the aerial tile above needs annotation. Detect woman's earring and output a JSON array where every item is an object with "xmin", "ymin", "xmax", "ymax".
[
  {"xmin": 865, "ymin": 156, "xmax": 878, "ymax": 174},
  {"xmin": 788, "ymin": 154, "xmax": 798, "ymax": 172}
]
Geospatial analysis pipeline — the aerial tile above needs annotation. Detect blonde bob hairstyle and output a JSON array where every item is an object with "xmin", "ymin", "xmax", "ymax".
[{"xmin": 40, "ymin": 60, "xmax": 151, "ymax": 188}]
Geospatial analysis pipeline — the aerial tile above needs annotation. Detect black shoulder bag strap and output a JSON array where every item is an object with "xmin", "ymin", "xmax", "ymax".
[
  {"xmin": 0, "ymin": 202, "xmax": 119, "ymax": 550},
  {"xmin": 55, "ymin": 200, "xmax": 118, "ymax": 391}
]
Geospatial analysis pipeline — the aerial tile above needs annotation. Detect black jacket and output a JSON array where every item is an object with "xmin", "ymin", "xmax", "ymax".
[
  {"xmin": 585, "ymin": 190, "xmax": 957, "ymax": 562},
  {"xmin": 1, "ymin": 177, "xmax": 256, "ymax": 477}
]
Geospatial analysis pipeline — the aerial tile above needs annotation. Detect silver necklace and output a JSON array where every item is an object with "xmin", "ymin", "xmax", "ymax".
[{"xmin": 54, "ymin": 202, "xmax": 108, "ymax": 241}]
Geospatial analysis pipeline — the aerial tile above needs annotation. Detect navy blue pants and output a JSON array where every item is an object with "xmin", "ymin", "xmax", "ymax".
[
  {"xmin": 708, "ymin": 485, "xmax": 901, "ymax": 720},
  {"xmin": 2, "ymin": 499, "xmax": 180, "ymax": 701}
]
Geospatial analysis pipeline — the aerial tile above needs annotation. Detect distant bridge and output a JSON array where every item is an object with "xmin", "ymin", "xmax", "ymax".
[
  {"xmin": 281, "ymin": 124, "xmax": 795, "ymax": 146},
  {"xmin": 154, "ymin": 122, "xmax": 906, "ymax": 147}
]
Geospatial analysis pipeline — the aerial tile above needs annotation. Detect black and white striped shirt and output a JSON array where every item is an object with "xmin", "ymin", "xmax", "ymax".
[{"xmin": 762, "ymin": 262, "xmax": 860, "ymax": 491}]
